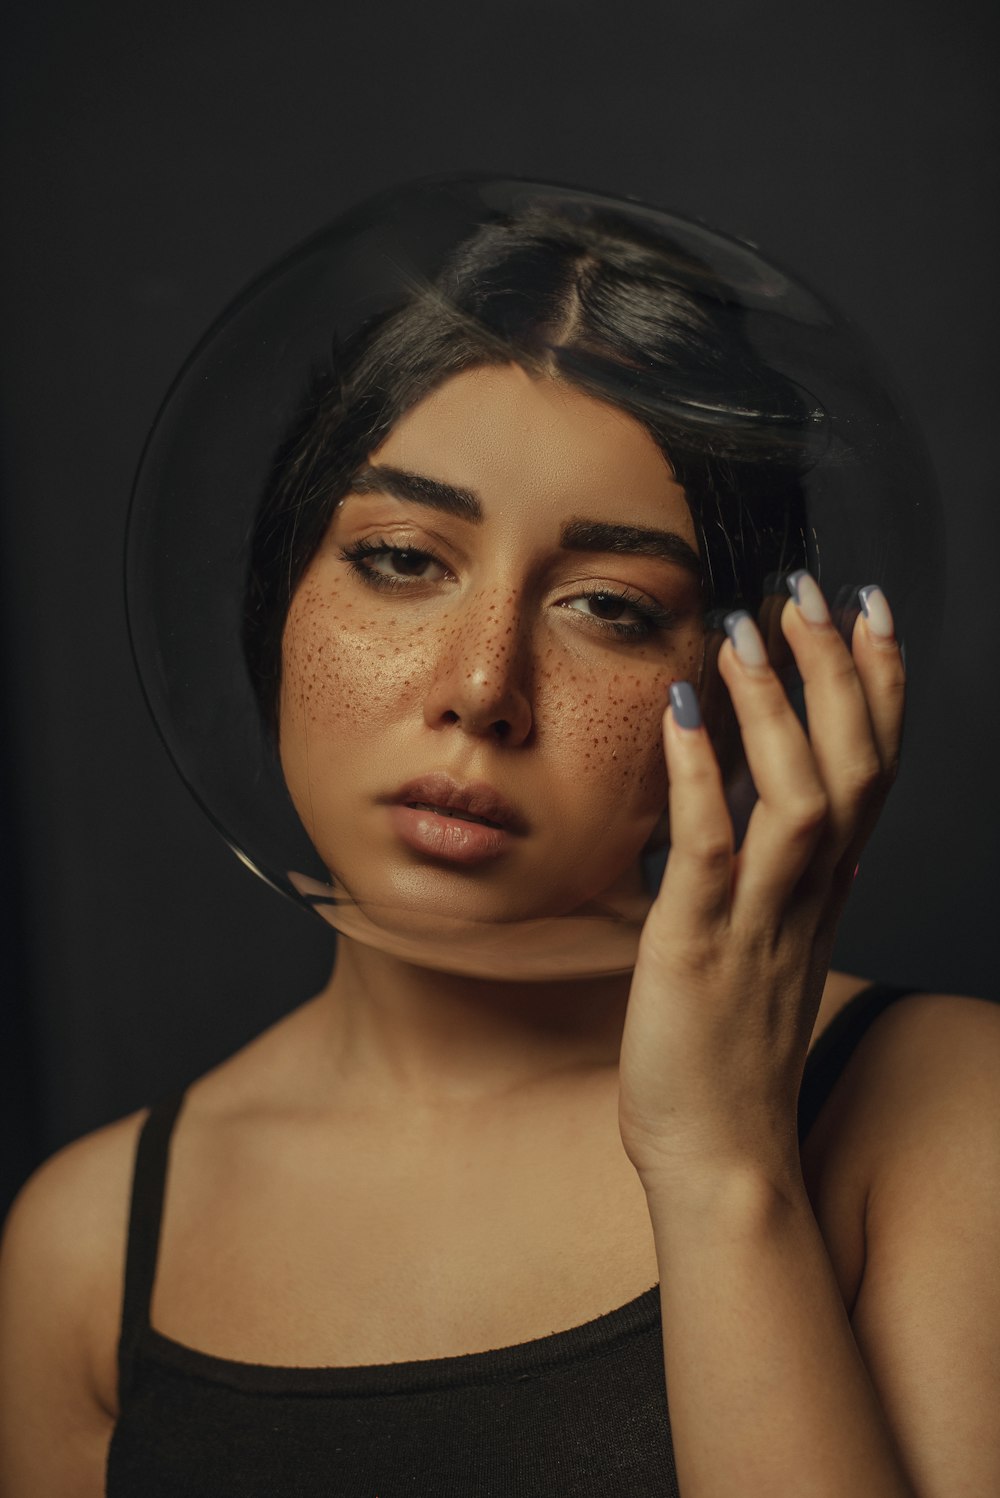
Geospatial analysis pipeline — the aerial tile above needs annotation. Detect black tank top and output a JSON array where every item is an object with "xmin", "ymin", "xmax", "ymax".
[{"xmin": 105, "ymin": 981, "xmax": 923, "ymax": 1497}]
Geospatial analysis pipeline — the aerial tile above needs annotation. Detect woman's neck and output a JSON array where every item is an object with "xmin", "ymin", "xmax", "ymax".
[{"xmin": 311, "ymin": 935, "xmax": 633, "ymax": 1112}]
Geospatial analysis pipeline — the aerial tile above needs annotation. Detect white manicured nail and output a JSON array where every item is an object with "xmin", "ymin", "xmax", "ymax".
[
  {"xmin": 723, "ymin": 610, "xmax": 768, "ymax": 668},
  {"xmin": 787, "ymin": 569, "xmax": 830, "ymax": 625},
  {"xmin": 859, "ymin": 585, "xmax": 894, "ymax": 639}
]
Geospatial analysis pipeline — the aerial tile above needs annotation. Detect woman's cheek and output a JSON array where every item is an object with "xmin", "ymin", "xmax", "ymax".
[
  {"xmin": 552, "ymin": 660, "xmax": 680, "ymax": 800},
  {"xmin": 543, "ymin": 630, "xmax": 701, "ymax": 860},
  {"xmin": 282, "ymin": 584, "xmax": 429, "ymax": 736}
]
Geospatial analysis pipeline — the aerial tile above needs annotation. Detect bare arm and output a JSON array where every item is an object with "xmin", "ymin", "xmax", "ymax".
[
  {"xmin": 0, "ymin": 1114, "xmax": 143, "ymax": 1498},
  {"xmin": 613, "ymin": 577, "xmax": 998, "ymax": 1490},
  {"xmin": 642, "ymin": 994, "xmax": 1000, "ymax": 1497}
]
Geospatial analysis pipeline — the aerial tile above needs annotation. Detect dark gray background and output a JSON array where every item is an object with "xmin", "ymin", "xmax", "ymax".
[{"xmin": 2, "ymin": 0, "xmax": 997, "ymax": 1215}]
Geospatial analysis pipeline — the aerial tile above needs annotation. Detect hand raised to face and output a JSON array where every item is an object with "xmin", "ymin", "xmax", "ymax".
[{"xmin": 617, "ymin": 572, "xmax": 904, "ymax": 1191}]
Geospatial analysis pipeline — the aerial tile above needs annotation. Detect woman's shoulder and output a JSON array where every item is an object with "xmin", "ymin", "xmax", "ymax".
[
  {"xmin": 1, "ymin": 1109, "xmax": 149, "ymax": 1355},
  {"xmin": 2, "ymin": 1107, "xmax": 148, "ymax": 1303},
  {"xmin": 813, "ymin": 982, "xmax": 1000, "ymax": 1477},
  {"xmin": 816, "ymin": 973, "xmax": 999, "ymax": 1101},
  {"xmin": 0, "ymin": 996, "xmax": 316, "ymax": 1443},
  {"xmin": 827, "ymin": 984, "xmax": 999, "ymax": 1148},
  {"xmin": 802, "ymin": 974, "xmax": 999, "ymax": 1317},
  {"xmin": 0, "ymin": 1108, "xmax": 149, "ymax": 1489},
  {"xmin": 4, "ymin": 1104, "xmax": 149, "ymax": 1248},
  {"xmin": 807, "ymin": 975, "xmax": 1000, "ymax": 1208},
  {"xmin": 0, "ymin": 1002, "xmax": 315, "ymax": 1340}
]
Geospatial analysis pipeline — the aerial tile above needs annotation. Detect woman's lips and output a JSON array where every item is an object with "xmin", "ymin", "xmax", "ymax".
[
  {"xmin": 387, "ymin": 804, "xmax": 513, "ymax": 864},
  {"xmin": 382, "ymin": 771, "xmax": 528, "ymax": 863},
  {"xmin": 388, "ymin": 772, "xmax": 528, "ymax": 833}
]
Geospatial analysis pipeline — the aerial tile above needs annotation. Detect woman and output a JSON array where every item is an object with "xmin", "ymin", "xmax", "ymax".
[{"xmin": 1, "ymin": 187, "xmax": 996, "ymax": 1496}]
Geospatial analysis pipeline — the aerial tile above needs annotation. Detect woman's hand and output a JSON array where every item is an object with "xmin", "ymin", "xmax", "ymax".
[{"xmin": 617, "ymin": 572, "xmax": 905, "ymax": 1192}]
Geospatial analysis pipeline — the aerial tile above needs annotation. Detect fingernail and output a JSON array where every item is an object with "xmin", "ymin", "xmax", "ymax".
[
  {"xmin": 858, "ymin": 584, "xmax": 894, "ymax": 639},
  {"xmin": 786, "ymin": 569, "xmax": 830, "ymax": 626},
  {"xmin": 669, "ymin": 681, "xmax": 702, "ymax": 730},
  {"xmin": 723, "ymin": 610, "xmax": 768, "ymax": 669}
]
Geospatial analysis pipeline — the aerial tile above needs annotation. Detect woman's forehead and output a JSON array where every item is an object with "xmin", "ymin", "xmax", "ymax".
[{"xmin": 368, "ymin": 364, "xmax": 697, "ymax": 545}]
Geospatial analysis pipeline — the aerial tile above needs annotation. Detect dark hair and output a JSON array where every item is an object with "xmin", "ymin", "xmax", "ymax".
[{"xmin": 244, "ymin": 200, "xmax": 818, "ymax": 728}]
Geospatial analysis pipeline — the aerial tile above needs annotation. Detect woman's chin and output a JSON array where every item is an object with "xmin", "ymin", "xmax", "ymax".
[
  {"xmin": 325, "ymin": 892, "xmax": 650, "ymax": 979},
  {"xmin": 342, "ymin": 854, "xmax": 650, "ymax": 926},
  {"xmin": 288, "ymin": 858, "xmax": 652, "ymax": 979}
]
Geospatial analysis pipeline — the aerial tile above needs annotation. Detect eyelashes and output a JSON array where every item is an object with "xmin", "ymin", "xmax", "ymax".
[
  {"xmin": 337, "ymin": 537, "xmax": 680, "ymax": 643},
  {"xmin": 341, "ymin": 538, "xmax": 443, "ymax": 586}
]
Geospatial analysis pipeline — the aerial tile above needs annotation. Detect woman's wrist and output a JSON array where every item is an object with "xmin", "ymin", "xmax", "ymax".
[{"xmin": 636, "ymin": 1148, "xmax": 809, "ymax": 1234}]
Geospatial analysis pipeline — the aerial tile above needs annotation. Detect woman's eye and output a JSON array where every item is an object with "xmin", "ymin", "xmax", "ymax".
[
  {"xmin": 339, "ymin": 540, "xmax": 449, "ymax": 588},
  {"xmin": 567, "ymin": 593, "xmax": 644, "ymax": 625},
  {"xmin": 563, "ymin": 591, "xmax": 672, "ymax": 641},
  {"xmin": 366, "ymin": 547, "xmax": 446, "ymax": 581}
]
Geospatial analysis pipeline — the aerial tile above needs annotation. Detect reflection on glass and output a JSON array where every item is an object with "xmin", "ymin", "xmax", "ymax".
[{"xmin": 125, "ymin": 177, "xmax": 942, "ymax": 978}]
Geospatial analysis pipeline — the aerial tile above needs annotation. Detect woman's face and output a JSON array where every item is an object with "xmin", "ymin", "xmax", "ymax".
[{"xmin": 279, "ymin": 363, "xmax": 704, "ymax": 934}]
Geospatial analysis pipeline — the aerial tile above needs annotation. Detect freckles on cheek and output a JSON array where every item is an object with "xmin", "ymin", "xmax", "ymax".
[
  {"xmin": 549, "ymin": 639, "xmax": 700, "ymax": 803},
  {"xmin": 282, "ymin": 583, "xmax": 438, "ymax": 733}
]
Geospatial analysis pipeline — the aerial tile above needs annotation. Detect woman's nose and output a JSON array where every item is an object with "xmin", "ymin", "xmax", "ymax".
[{"xmin": 421, "ymin": 588, "xmax": 534, "ymax": 745}]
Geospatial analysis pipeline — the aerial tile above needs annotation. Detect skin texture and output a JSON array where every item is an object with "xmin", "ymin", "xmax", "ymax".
[
  {"xmin": 1, "ymin": 364, "xmax": 998, "ymax": 1497},
  {"xmin": 279, "ymin": 363, "xmax": 704, "ymax": 935}
]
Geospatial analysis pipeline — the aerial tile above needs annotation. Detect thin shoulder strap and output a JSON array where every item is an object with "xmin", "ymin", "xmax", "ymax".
[
  {"xmin": 117, "ymin": 1091, "xmax": 186, "ymax": 1399},
  {"xmin": 797, "ymin": 982, "xmax": 919, "ymax": 1143}
]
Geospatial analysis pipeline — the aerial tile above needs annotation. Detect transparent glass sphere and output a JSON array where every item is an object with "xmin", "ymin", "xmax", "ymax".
[{"xmin": 125, "ymin": 175, "xmax": 943, "ymax": 979}]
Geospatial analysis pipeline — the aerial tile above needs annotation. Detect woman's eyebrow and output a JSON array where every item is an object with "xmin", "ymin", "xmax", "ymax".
[
  {"xmin": 560, "ymin": 518, "xmax": 702, "ymax": 577},
  {"xmin": 352, "ymin": 464, "xmax": 701, "ymax": 576},
  {"xmin": 350, "ymin": 465, "xmax": 480, "ymax": 520}
]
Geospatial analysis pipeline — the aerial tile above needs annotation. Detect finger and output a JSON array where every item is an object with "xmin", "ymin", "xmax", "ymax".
[
  {"xmin": 833, "ymin": 586, "xmax": 906, "ymax": 875},
  {"xmin": 778, "ymin": 574, "xmax": 903, "ymax": 868},
  {"xmin": 714, "ymin": 612, "xmax": 831, "ymax": 917},
  {"xmin": 697, "ymin": 620, "xmax": 740, "ymax": 786},
  {"xmin": 852, "ymin": 584, "xmax": 906, "ymax": 778},
  {"xmin": 651, "ymin": 682, "xmax": 734, "ymax": 938},
  {"xmin": 757, "ymin": 582, "xmax": 796, "ymax": 685}
]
